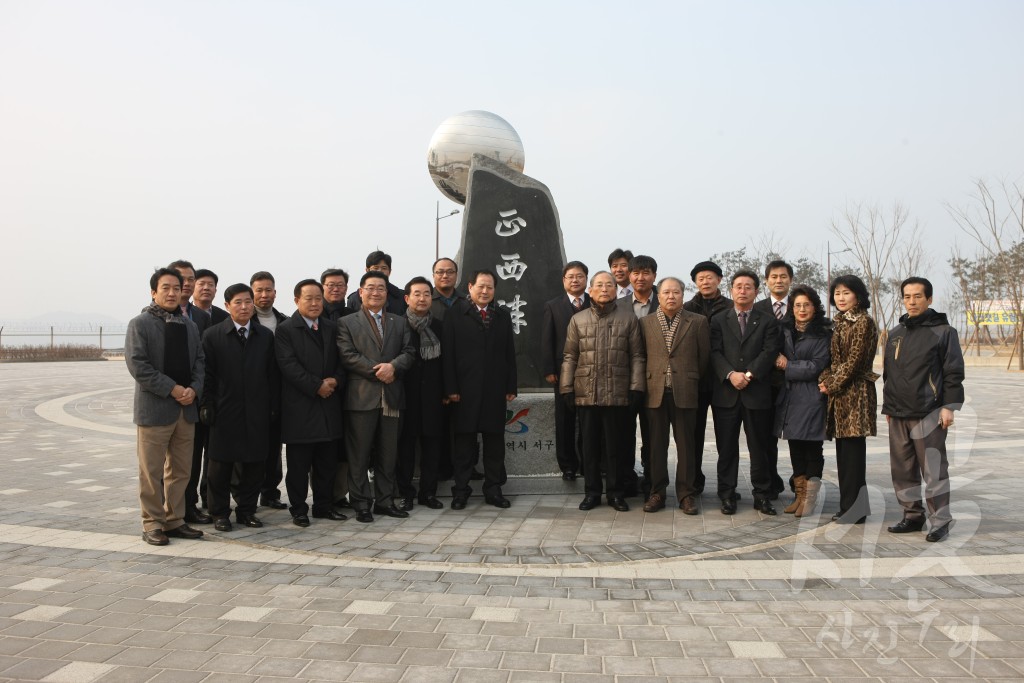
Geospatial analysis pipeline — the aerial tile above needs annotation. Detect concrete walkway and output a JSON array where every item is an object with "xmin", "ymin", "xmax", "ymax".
[{"xmin": 0, "ymin": 361, "xmax": 1022, "ymax": 681}]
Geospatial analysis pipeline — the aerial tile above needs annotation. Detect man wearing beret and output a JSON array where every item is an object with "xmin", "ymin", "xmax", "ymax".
[{"xmin": 683, "ymin": 260, "xmax": 733, "ymax": 495}]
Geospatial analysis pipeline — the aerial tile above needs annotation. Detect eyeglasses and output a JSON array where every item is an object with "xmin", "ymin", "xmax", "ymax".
[
  {"xmin": 324, "ymin": 283, "xmax": 346, "ymax": 290},
  {"xmin": 362, "ymin": 286, "xmax": 387, "ymax": 293},
  {"xmin": 433, "ymin": 269, "xmax": 456, "ymax": 276},
  {"xmin": 563, "ymin": 274, "xmax": 587, "ymax": 281}
]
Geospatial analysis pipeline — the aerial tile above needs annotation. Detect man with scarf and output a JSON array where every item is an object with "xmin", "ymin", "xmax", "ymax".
[
  {"xmin": 124, "ymin": 268, "xmax": 206, "ymax": 546},
  {"xmin": 396, "ymin": 277, "xmax": 446, "ymax": 510},
  {"xmin": 338, "ymin": 271, "xmax": 417, "ymax": 523}
]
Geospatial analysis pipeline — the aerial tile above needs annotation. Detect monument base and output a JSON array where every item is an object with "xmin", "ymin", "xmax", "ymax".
[{"xmin": 501, "ymin": 390, "xmax": 562, "ymax": 476}]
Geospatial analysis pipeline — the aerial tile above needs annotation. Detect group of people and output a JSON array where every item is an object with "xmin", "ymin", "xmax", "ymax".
[{"xmin": 124, "ymin": 248, "xmax": 964, "ymax": 547}]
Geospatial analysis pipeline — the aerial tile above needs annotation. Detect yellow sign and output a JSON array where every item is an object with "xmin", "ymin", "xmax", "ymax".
[{"xmin": 967, "ymin": 301, "xmax": 1019, "ymax": 326}]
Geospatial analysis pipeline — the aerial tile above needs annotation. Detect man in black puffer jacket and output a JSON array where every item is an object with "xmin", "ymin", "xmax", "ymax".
[{"xmin": 882, "ymin": 277, "xmax": 965, "ymax": 543}]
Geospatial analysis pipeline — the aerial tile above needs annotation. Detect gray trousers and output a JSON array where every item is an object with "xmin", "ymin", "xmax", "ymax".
[
  {"xmin": 345, "ymin": 409, "xmax": 399, "ymax": 511},
  {"xmin": 888, "ymin": 414, "xmax": 952, "ymax": 527},
  {"xmin": 646, "ymin": 392, "xmax": 697, "ymax": 501}
]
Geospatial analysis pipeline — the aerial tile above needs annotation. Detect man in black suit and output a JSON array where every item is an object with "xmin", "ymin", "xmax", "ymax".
[
  {"xmin": 623, "ymin": 255, "xmax": 659, "ymax": 497},
  {"xmin": 541, "ymin": 260, "xmax": 590, "ymax": 481},
  {"xmin": 752, "ymin": 259, "xmax": 794, "ymax": 499},
  {"xmin": 168, "ymin": 259, "xmax": 213, "ymax": 525},
  {"xmin": 397, "ymin": 277, "xmax": 447, "ymax": 510},
  {"xmin": 710, "ymin": 269, "xmax": 782, "ymax": 516},
  {"xmin": 683, "ymin": 260, "xmax": 733, "ymax": 495},
  {"xmin": 249, "ymin": 271, "xmax": 289, "ymax": 510},
  {"xmin": 337, "ymin": 271, "xmax": 416, "ymax": 523},
  {"xmin": 443, "ymin": 270, "xmax": 518, "ymax": 509},
  {"xmin": 275, "ymin": 279, "xmax": 347, "ymax": 527},
  {"xmin": 346, "ymin": 251, "xmax": 407, "ymax": 315},
  {"xmin": 320, "ymin": 267, "xmax": 354, "ymax": 511},
  {"xmin": 200, "ymin": 283, "xmax": 277, "ymax": 532},
  {"xmin": 193, "ymin": 269, "xmax": 230, "ymax": 324}
]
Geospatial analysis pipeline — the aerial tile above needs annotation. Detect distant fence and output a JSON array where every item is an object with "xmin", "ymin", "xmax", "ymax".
[{"xmin": 0, "ymin": 325, "xmax": 127, "ymax": 351}]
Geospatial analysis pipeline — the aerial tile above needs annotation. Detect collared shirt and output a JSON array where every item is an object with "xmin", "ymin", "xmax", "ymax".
[
  {"xmin": 617, "ymin": 284, "xmax": 633, "ymax": 299},
  {"xmin": 232, "ymin": 321, "xmax": 250, "ymax": 335},
  {"xmin": 566, "ymin": 292, "xmax": 584, "ymax": 309},
  {"xmin": 632, "ymin": 293, "xmax": 654, "ymax": 318},
  {"xmin": 770, "ymin": 295, "xmax": 787, "ymax": 318},
  {"xmin": 301, "ymin": 316, "xmax": 318, "ymax": 330}
]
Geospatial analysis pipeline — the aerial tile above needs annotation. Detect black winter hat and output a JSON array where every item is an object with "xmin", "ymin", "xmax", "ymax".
[{"xmin": 690, "ymin": 261, "xmax": 723, "ymax": 282}]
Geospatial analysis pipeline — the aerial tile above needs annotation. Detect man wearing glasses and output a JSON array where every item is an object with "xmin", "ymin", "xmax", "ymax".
[
  {"xmin": 321, "ymin": 268, "xmax": 353, "ymax": 322},
  {"xmin": 541, "ymin": 261, "xmax": 591, "ymax": 481}
]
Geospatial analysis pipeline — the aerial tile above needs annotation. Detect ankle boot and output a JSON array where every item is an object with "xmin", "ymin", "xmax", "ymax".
[
  {"xmin": 784, "ymin": 475, "xmax": 806, "ymax": 514},
  {"xmin": 797, "ymin": 478, "xmax": 821, "ymax": 518}
]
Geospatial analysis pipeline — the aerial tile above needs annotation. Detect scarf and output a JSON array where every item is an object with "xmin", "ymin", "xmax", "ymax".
[
  {"xmin": 144, "ymin": 303, "xmax": 186, "ymax": 325},
  {"xmin": 406, "ymin": 310, "xmax": 440, "ymax": 360},
  {"xmin": 656, "ymin": 308, "xmax": 681, "ymax": 354}
]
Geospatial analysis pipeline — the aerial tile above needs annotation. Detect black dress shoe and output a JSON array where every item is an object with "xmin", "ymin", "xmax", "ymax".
[
  {"xmin": 561, "ymin": 470, "xmax": 577, "ymax": 482},
  {"xmin": 485, "ymin": 495, "xmax": 511, "ymax": 509},
  {"xmin": 451, "ymin": 497, "xmax": 468, "ymax": 510},
  {"xmin": 235, "ymin": 515, "xmax": 264, "ymax": 528},
  {"xmin": 470, "ymin": 468, "xmax": 484, "ymax": 480},
  {"xmin": 832, "ymin": 513, "xmax": 867, "ymax": 524},
  {"xmin": 213, "ymin": 518, "xmax": 233, "ymax": 532},
  {"xmin": 398, "ymin": 497, "xmax": 414, "ymax": 512},
  {"xmin": 373, "ymin": 504, "xmax": 409, "ymax": 518},
  {"xmin": 165, "ymin": 524, "xmax": 204, "ymax": 539},
  {"xmin": 292, "ymin": 514, "xmax": 310, "ymax": 527},
  {"xmin": 888, "ymin": 518, "xmax": 925, "ymax": 534},
  {"xmin": 608, "ymin": 497, "xmax": 629, "ymax": 512},
  {"xmin": 355, "ymin": 510, "xmax": 374, "ymax": 523},
  {"xmin": 926, "ymin": 522, "xmax": 952, "ymax": 542},
  {"xmin": 142, "ymin": 529, "xmax": 168, "ymax": 546},
  {"xmin": 184, "ymin": 506, "xmax": 212, "ymax": 524},
  {"xmin": 312, "ymin": 510, "xmax": 347, "ymax": 521},
  {"xmin": 578, "ymin": 496, "xmax": 601, "ymax": 511},
  {"xmin": 754, "ymin": 499, "xmax": 777, "ymax": 516},
  {"xmin": 418, "ymin": 496, "xmax": 444, "ymax": 510},
  {"xmin": 261, "ymin": 498, "xmax": 288, "ymax": 510},
  {"xmin": 721, "ymin": 498, "xmax": 737, "ymax": 515},
  {"xmin": 333, "ymin": 498, "xmax": 352, "ymax": 509}
]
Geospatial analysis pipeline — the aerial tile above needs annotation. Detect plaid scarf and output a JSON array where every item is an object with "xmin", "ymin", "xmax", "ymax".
[
  {"xmin": 656, "ymin": 308, "xmax": 680, "ymax": 353},
  {"xmin": 144, "ymin": 303, "xmax": 186, "ymax": 325}
]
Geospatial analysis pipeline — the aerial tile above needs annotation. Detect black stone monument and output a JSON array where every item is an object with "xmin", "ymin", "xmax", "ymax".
[{"xmin": 454, "ymin": 154, "xmax": 566, "ymax": 389}]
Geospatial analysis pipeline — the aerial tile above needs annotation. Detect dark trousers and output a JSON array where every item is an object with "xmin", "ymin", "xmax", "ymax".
[
  {"xmin": 207, "ymin": 459, "xmax": 264, "ymax": 520},
  {"xmin": 646, "ymin": 392, "xmax": 697, "ymax": 501},
  {"xmin": 553, "ymin": 391, "xmax": 582, "ymax": 475},
  {"xmin": 712, "ymin": 402, "xmax": 774, "ymax": 501},
  {"xmin": 397, "ymin": 417, "xmax": 442, "ymax": 500},
  {"xmin": 888, "ymin": 415, "xmax": 952, "ymax": 527},
  {"xmin": 259, "ymin": 418, "xmax": 284, "ymax": 503},
  {"xmin": 580, "ymin": 405, "xmax": 628, "ymax": 499},
  {"xmin": 787, "ymin": 439, "xmax": 824, "ymax": 480},
  {"xmin": 185, "ymin": 422, "xmax": 209, "ymax": 508},
  {"xmin": 285, "ymin": 440, "xmax": 337, "ymax": 516},
  {"xmin": 765, "ymin": 385, "xmax": 786, "ymax": 494},
  {"xmin": 693, "ymin": 390, "xmax": 713, "ymax": 493},
  {"xmin": 835, "ymin": 437, "xmax": 869, "ymax": 518},
  {"xmin": 620, "ymin": 403, "xmax": 649, "ymax": 494},
  {"xmin": 345, "ymin": 410, "xmax": 399, "ymax": 511},
  {"xmin": 437, "ymin": 404, "xmax": 456, "ymax": 481},
  {"xmin": 453, "ymin": 432, "xmax": 506, "ymax": 499}
]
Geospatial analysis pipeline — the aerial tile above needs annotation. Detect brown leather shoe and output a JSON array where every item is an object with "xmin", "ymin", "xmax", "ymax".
[
  {"xmin": 680, "ymin": 496, "xmax": 699, "ymax": 516},
  {"xmin": 642, "ymin": 493, "xmax": 665, "ymax": 512},
  {"xmin": 142, "ymin": 529, "xmax": 169, "ymax": 545}
]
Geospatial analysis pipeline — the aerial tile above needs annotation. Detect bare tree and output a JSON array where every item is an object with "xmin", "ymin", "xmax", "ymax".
[
  {"xmin": 830, "ymin": 201, "xmax": 921, "ymax": 342},
  {"xmin": 946, "ymin": 178, "xmax": 1024, "ymax": 370}
]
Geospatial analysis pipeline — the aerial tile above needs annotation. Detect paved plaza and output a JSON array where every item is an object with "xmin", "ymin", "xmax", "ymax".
[{"xmin": 0, "ymin": 360, "xmax": 1023, "ymax": 682}]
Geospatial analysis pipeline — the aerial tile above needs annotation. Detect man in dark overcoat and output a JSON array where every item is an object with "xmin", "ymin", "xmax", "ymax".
[
  {"xmin": 710, "ymin": 269, "xmax": 782, "ymax": 516},
  {"xmin": 275, "ymin": 279, "xmax": 347, "ymax": 527},
  {"xmin": 396, "ymin": 277, "xmax": 447, "ymax": 510},
  {"xmin": 443, "ymin": 269, "xmax": 518, "ymax": 509},
  {"xmin": 201, "ymin": 283, "xmax": 278, "ymax": 532},
  {"xmin": 541, "ymin": 260, "xmax": 590, "ymax": 481}
]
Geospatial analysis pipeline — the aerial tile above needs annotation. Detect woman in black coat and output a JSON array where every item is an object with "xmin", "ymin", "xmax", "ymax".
[{"xmin": 773, "ymin": 285, "xmax": 831, "ymax": 518}]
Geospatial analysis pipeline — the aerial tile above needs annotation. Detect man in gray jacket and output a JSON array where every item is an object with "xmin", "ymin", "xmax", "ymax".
[
  {"xmin": 560, "ymin": 271, "xmax": 645, "ymax": 512},
  {"xmin": 883, "ymin": 277, "xmax": 965, "ymax": 543},
  {"xmin": 124, "ymin": 268, "xmax": 206, "ymax": 546}
]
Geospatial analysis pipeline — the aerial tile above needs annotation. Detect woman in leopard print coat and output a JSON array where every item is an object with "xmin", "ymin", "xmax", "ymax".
[{"xmin": 818, "ymin": 275, "xmax": 879, "ymax": 524}]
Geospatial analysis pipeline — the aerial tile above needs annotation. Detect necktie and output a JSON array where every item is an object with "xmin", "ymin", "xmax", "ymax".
[
  {"xmin": 480, "ymin": 308, "xmax": 488, "ymax": 325},
  {"xmin": 738, "ymin": 311, "xmax": 748, "ymax": 336},
  {"xmin": 238, "ymin": 327, "xmax": 247, "ymax": 344},
  {"xmin": 374, "ymin": 312, "xmax": 384, "ymax": 337},
  {"xmin": 774, "ymin": 301, "xmax": 785, "ymax": 320},
  {"xmin": 572, "ymin": 297, "xmax": 582, "ymax": 311},
  {"xmin": 311, "ymin": 321, "xmax": 318, "ymax": 332}
]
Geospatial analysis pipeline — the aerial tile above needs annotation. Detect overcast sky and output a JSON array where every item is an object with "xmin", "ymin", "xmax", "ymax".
[{"xmin": 2, "ymin": 0, "xmax": 1022, "ymax": 323}]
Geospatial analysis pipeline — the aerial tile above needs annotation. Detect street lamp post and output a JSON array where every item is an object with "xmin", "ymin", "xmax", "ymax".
[
  {"xmin": 435, "ymin": 201, "xmax": 460, "ymax": 261},
  {"xmin": 826, "ymin": 241, "xmax": 853, "ymax": 317}
]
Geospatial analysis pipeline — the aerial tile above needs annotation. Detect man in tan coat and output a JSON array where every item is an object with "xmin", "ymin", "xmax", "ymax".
[
  {"xmin": 639, "ymin": 277, "xmax": 710, "ymax": 515},
  {"xmin": 560, "ymin": 271, "xmax": 645, "ymax": 512}
]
